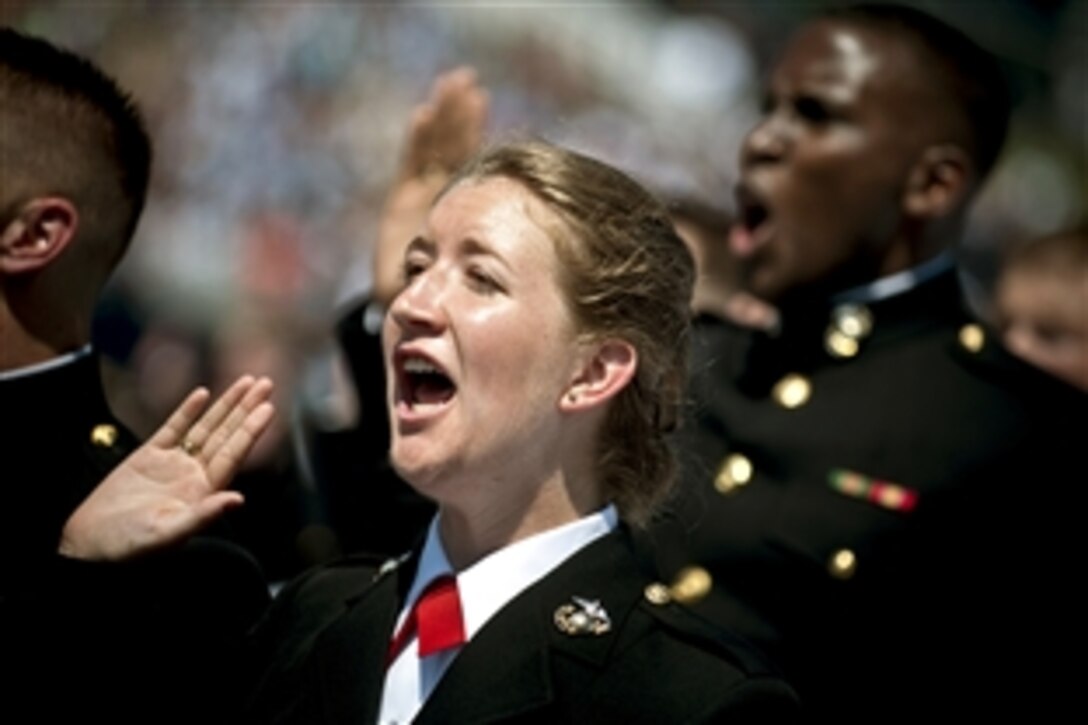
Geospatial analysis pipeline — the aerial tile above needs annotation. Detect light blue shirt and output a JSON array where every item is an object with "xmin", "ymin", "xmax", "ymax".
[
  {"xmin": 0, "ymin": 345, "xmax": 92, "ymax": 381},
  {"xmin": 830, "ymin": 250, "xmax": 955, "ymax": 306}
]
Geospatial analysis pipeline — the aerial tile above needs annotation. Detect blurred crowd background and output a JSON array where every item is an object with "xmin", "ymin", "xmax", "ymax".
[{"xmin": 4, "ymin": 0, "xmax": 1084, "ymax": 576}]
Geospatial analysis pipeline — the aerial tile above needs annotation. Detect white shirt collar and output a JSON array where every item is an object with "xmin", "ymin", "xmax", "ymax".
[
  {"xmin": 380, "ymin": 504, "xmax": 618, "ymax": 724},
  {"xmin": 0, "ymin": 345, "xmax": 93, "ymax": 382},
  {"xmin": 432, "ymin": 504, "xmax": 617, "ymax": 642},
  {"xmin": 830, "ymin": 250, "xmax": 955, "ymax": 306}
]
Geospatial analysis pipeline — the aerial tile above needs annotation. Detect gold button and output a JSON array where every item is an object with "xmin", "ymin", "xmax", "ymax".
[
  {"xmin": 828, "ymin": 549, "xmax": 857, "ymax": 580},
  {"xmin": 825, "ymin": 329, "xmax": 860, "ymax": 359},
  {"xmin": 669, "ymin": 566, "xmax": 712, "ymax": 604},
  {"xmin": 832, "ymin": 304, "xmax": 873, "ymax": 339},
  {"xmin": 90, "ymin": 424, "xmax": 118, "ymax": 448},
  {"xmin": 644, "ymin": 582, "xmax": 672, "ymax": 606},
  {"xmin": 714, "ymin": 453, "xmax": 753, "ymax": 494},
  {"xmin": 876, "ymin": 486, "xmax": 906, "ymax": 510},
  {"xmin": 772, "ymin": 373, "xmax": 812, "ymax": 409},
  {"xmin": 958, "ymin": 323, "xmax": 985, "ymax": 353}
]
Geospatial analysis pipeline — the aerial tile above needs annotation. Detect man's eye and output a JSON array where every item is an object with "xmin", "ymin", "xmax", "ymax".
[
  {"xmin": 759, "ymin": 93, "xmax": 776, "ymax": 116},
  {"xmin": 794, "ymin": 97, "xmax": 831, "ymax": 123}
]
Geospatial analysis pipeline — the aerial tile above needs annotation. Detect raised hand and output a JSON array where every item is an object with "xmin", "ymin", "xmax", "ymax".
[
  {"xmin": 401, "ymin": 66, "xmax": 490, "ymax": 181},
  {"xmin": 59, "ymin": 376, "xmax": 276, "ymax": 561},
  {"xmin": 373, "ymin": 66, "xmax": 490, "ymax": 304}
]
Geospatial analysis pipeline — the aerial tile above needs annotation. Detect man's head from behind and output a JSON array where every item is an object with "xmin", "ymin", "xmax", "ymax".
[
  {"xmin": 0, "ymin": 27, "xmax": 151, "ymax": 324},
  {"xmin": 731, "ymin": 4, "xmax": 1010, "ymax": 303}
]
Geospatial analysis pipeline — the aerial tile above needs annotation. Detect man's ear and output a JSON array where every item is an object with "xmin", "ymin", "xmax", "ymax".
[
  {"xmin": 560, "ymin": 338, "xmax": 638, "ymax": 413},
  {"xmin": 0, "ymin": 197, "xmax": 79, "ymax": 274},
  {"xmin": 902, "ymin": 145, "xmax": 973, "ymax": 219}
]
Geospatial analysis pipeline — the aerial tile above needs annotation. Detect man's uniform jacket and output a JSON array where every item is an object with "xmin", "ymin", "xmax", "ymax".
[
  {"xmin": 651, "ymin": 270, "xmax": 1085, "ymax": 721},
  {"xmin": 0, "ymin": 353, "xmax": 269, "ymax": 724},
  {"xmin": 246, "ymin": 526, "xmax": 799, "ymax": 724}
]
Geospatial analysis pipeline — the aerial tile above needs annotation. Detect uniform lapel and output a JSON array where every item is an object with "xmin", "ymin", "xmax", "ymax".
[
  {"xmin": 304, "ymin": 561, "xmax": 408, "ymax": 724},
  {"xmin": 415, "ymin": 528, "xmax": 651, "ymax": 724}
]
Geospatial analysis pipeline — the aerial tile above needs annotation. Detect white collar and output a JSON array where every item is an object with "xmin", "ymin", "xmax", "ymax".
[
  {"xmin": 830, "ymin": 250, "xmax": 955, "ymax": 306},
  {"xmin": 0, "ymin": 345, "xmax": 93, "ymax": 382},
  {"xmin": 380, "ymin": 504, "xmax": 618, "ymax": 724},
  {"xmin": 402, "ymin": 504, "xmax": 619, "ymax": 642}
]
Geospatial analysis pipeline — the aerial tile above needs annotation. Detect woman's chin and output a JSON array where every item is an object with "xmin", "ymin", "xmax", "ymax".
[{"xmin": 390, "ymin": 451, "xmax": 452, "ymax": 500}]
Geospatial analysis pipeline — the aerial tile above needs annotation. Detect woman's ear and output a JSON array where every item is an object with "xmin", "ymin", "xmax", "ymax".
[
  {"xmin": 0, "ymin": 197, "xmax": 79, "ymax": 275},
  {"xmin": 902, "ymin": 144, "xmax": 973, "ymax": 219},
  {"xmin": 560, "ymin": 338, "xmax": 638, "ymax": 413}
]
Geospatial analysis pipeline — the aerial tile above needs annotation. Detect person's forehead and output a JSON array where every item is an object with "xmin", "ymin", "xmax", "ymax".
[
  {"xmin": 777, "ymin": 20, "xmax": 926, "ymax": 94},
  {"xmin": 426, "ymin": 177, "xmax": 564, "ymax": 265},
  {"xmin": 432, "ymin": 177, "xmax": 548, "ymax": 231}
]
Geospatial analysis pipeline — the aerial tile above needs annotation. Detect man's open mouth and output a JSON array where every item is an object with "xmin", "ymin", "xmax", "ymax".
[
  {"xmin": 738, "ymin": 183, "xmax": 771, "ymax": 231},
  {"xmin": 731, "ymin": 183, "xmax": 772, "ymax": 257}
]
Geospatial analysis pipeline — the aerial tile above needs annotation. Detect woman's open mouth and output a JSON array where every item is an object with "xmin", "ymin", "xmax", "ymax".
[{"xmin": 394, "ymin": 351, "xmax": 457, "ymax": 419}]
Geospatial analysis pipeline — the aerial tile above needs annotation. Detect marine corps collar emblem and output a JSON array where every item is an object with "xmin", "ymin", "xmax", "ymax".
[{"xmin": 554, "ymin": 596, "xmax": 611, "ymax": 636}]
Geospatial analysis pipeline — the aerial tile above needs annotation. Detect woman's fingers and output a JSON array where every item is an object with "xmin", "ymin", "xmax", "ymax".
[
  {"xmin": 182, "ymin": 376, "xmax": 257, "ymax": 459},
  {"xmin": 148, "ymin": 387, "xmax": 211, "ymax": 449},
  {"xmin": 145, "ymin": 376, "xmax": 272, "ymax": 478},
  {"xmin": 205, "ymin": 400, "xmax": 276, "ymax": 490},
  {"xmin": 199, "ymin": 377, "xmax": 274, "ymax": 465},
  {"xmin": 181, "ymin": 491, "xmax": 246, "ymax": 539}
]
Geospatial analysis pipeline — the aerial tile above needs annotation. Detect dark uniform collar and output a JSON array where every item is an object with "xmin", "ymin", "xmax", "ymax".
[
  {"xmin": 1, "ymin": 349, "xmax": 112, "ymax": 429},
  {"xmin": 0, "ymin": 344, "xmax": 93, "ymax": 382},
  {"xmin": 735, "ymin": 268, "xmax": 968, "ymax": 397},
  {"xmin": 829, "ymin": 250, "xmax": 955, "ymax": 306},
  {"xmin": 775, "ymin": 264, "xmax": 965, "ymax": 348}
]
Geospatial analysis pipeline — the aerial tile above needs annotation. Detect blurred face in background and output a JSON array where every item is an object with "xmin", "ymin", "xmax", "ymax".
[
  {"xmin": 731, "ymin": 20, "xmax": 935, "ymax": 303},
  {"xmin": 997, "ymin": 264, "xmax": 1088, "ymax": 392}
]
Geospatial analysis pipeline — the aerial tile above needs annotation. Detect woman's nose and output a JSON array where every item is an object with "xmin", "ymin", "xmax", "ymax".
[{"xmin": 388, "ymin": 271, "xmax": 447, "ymax": 334}]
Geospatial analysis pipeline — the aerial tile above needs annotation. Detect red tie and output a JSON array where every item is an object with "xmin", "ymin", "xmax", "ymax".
[{"xmin": 386, "ymin": 574, "xmax": 465, "ymax": 666}]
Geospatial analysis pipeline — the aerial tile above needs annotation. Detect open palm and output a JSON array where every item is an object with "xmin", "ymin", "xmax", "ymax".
[{"xmin": 60, "ymin": 375, "xmax": 276, "ymax": 561}]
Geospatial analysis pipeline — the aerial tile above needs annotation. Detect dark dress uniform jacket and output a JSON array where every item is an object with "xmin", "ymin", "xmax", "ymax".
[
  {"xmin": 246, "ymin": 526, "xmax": 799, "ymax": 724},
  {"xmin": 0, "ymin": 354, "xmax": 270, "ymax": 724},
  {"xmin": 652, "ymin": 270, "xmax": 1085, "ymax": 721}
]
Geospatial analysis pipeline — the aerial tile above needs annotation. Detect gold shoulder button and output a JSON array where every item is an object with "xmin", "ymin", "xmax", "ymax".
[
  {"xmin": 828, "ymin": 548, "xmax": 858, "ymax": 580},
  {"xmin": 714, "ymin": 453, "xmax": 753, "ymax": 494},
  {"xmin": 772, "ymin": 373, "xmax": 812, "ymax": 409},
  {"xmin": 669, "ymin": 566, "xmax": 712, "ymax": 605},
  {"xmin": 831, "ymin": 304, "xmax": 874, "ymax": 339},
  {"xmin": 90, "ymin": 423, "xmax": 118, "ymax": 448},
  {"xmin": 644, "ymin": 582, "xmax": 672, "ymax": 606},
  {"xmin": 825, "ymin": 328, "xmax": 860, "ymax": 359},
  {"xmin": 958, "ymin": 323, "xmax": 985, "ymax": 353}
]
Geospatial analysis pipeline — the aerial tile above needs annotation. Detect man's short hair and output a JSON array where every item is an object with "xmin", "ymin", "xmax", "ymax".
[
  {"xmin": 826, "ymin": 4, "xmax": 1011, "ymax": 180},
  {"xmin": 0, "ymin": 27, "xmax": 152, "ymax": 265}
]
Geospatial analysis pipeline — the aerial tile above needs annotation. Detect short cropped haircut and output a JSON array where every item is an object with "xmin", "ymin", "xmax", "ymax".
[
  {"xmin": 0, "ymin": 27, "xmax": 151, "ymax": 265},
  {"xmin": 827, "ymin": 4, "xmax": 1011, "ymax": 179}
]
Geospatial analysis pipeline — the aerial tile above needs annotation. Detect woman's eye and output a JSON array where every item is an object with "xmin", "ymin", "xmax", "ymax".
[
  {"xmin": 467, "ymin": 267, "xmax": 501, "ymax": 294},
  {"xmin": 403, "ymin": 258, "xmax": 427, "ymax": 283}
]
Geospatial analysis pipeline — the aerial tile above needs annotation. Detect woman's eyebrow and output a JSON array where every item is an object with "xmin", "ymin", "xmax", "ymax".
[
  {"xmin": 405, "ymin": 235, "xmax": 436, "ymax": 256},
  {"xmin": 460, "ymin": 237, "xmax": 513, "ymax": 272}
]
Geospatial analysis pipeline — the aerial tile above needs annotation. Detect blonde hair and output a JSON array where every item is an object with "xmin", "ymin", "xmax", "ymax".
[{"xmin": 445, "ymin": 140, "xmax": 695, "ymax": 524}]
